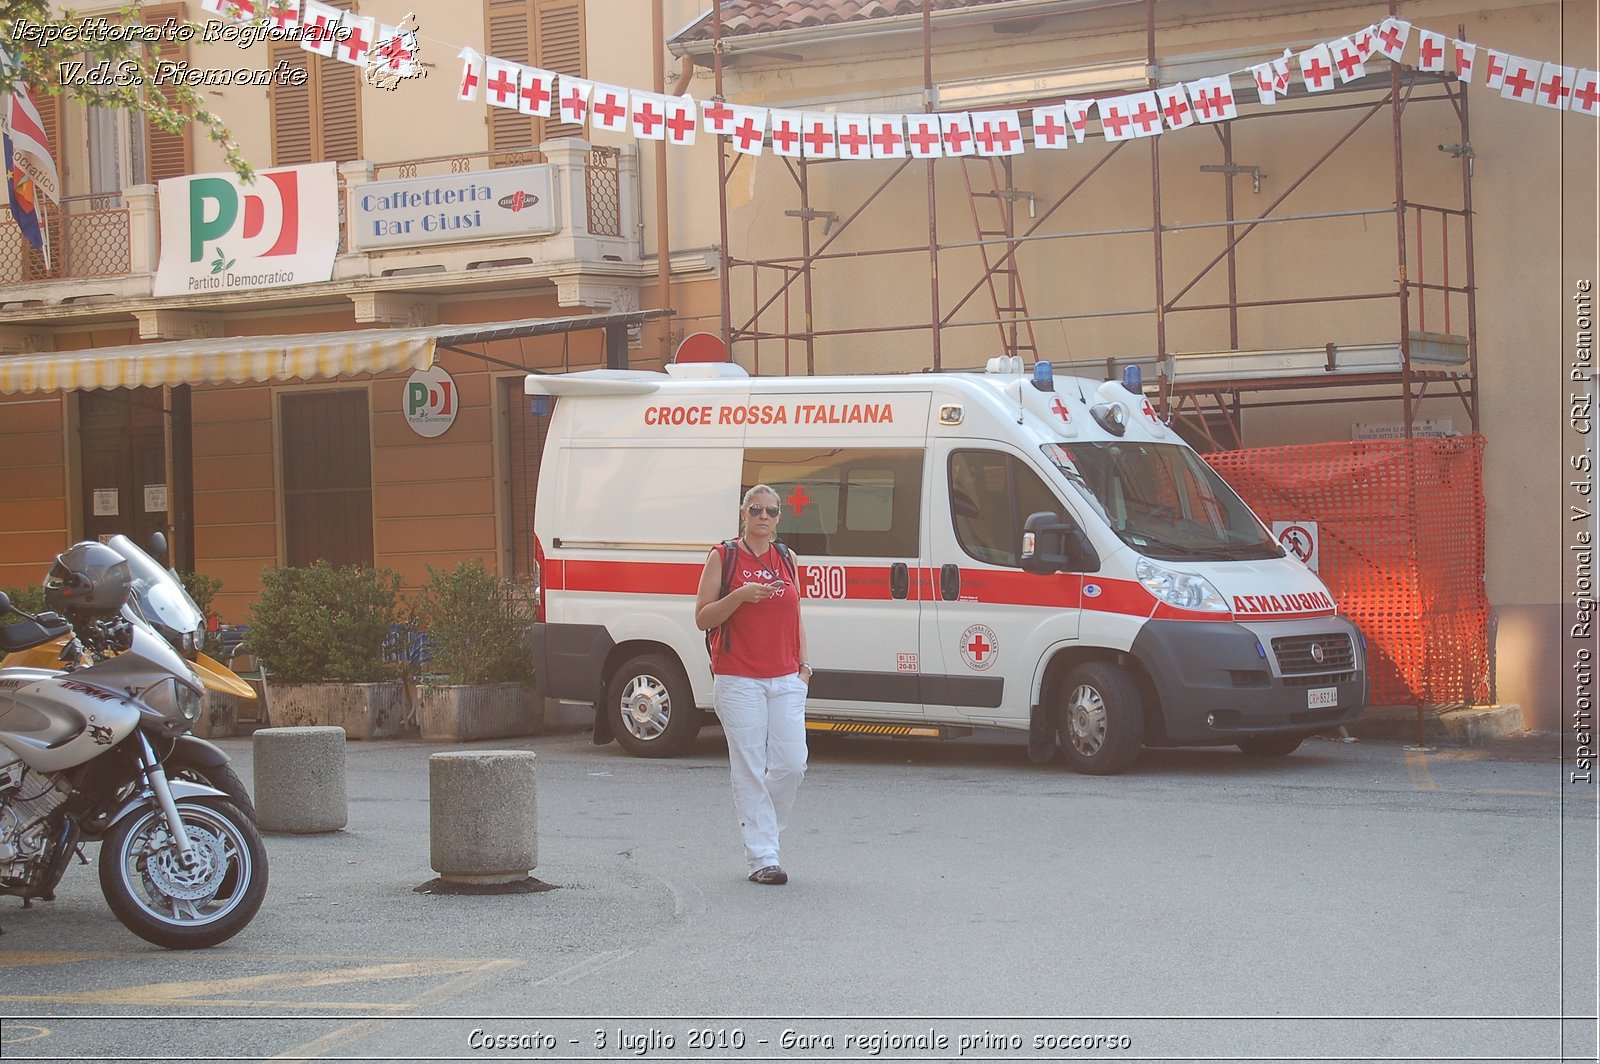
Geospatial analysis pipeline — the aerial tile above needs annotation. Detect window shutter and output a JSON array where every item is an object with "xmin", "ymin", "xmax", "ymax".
[
  {"xmin": 318, "ymin": 61, "xmax": 361, "ymax": 162},
  {"xmin": 269, "ymin": 43, "xmax": 314, "ymax": 165},
  {"xmin": 536, "ymin": 0, "xmax": 585, "ymax": 142},
  {"xmin": 486, "ymin": 0, "xmax": 536, "ymax": 162},
  {"xmin": 141, "ymin": 3, "xmax": 192, "ymax": 181}
]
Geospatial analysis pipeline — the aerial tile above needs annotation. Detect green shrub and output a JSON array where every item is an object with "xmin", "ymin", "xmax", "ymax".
[
  {"xmin": 413, "ymin": 559, "xmax": 534, "ymax": 685},
  {"xmin": 0, "ymin": 586, "xmax": 45, "ymax": 626},
  {"xmin": 179, "ymin": 571, "xmax": 223, "ymax": 622},
  {"xmin": 246, "ymin": 561, "xmax": 402, "ymax": 684}
]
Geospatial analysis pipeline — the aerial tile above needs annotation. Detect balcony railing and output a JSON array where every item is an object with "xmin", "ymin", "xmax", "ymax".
[{"xmin": 0, "ymin": 193, "xmax": 131, "ymax": 286}]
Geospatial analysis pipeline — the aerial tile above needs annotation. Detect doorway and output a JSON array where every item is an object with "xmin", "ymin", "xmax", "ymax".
[{"xmin": 77, "ymin": 387, "xmax": 190, "ymax": 563}]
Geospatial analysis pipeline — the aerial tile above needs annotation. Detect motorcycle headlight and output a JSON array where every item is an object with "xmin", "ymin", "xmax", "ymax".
[
  {"xmin": 1136, "ymin": 557, "xmax": 1230, "ymax": 612},
  {"xmin": 139, "ymin": 678, "xmax": 204, "ymax": 724}
]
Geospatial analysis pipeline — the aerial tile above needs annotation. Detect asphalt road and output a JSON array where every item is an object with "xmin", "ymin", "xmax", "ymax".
[{"xmin": 0, "ymin": 727, "xmax": 1594, "ymax": 1063}]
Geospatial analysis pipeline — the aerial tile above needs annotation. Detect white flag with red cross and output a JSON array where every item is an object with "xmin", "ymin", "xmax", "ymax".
[
  {"xmin": 869, "ymin": 115, "xmax": 907, "ymax": 159},
  {"xmin": 1499, "ymin": 55, "xmax": 1540, "ymax": 103},
  {"xmin": 456, "ymin": 47, "xmax": 483, "ymax": 102},
  {"xmin": 558, "ymin": 77, "xmax": 593, "ymax": 126},
  {"xmin": 835, "ymin": 114, "xmax": 871, "ymax": 160},
  {"xmin": 1031, "ymin": 105, "xmax": 1071, "ymax": 149},
  {"xmin": 1329, "ymin": 36, "xmax": 1366, "ymax": 83},
  {"xmin": 589, "ymin": 84, "xmax": 630, "ymax": 133},
  {"xmin": 334, "ymin": 11, "xmax": 376, "ymax": 67},
  {"xmin": 870, "ymin": 116, "xmax": 908, "ymax": 160},
  {"xmin": 1186, "ymin": 75, "xmax": 1237, "ymax": 123},
  {"xmin": 1535, "ymin": 62, "xmax": 1577, "ymax": 110},
  {"xmin": 1062, "ymin": 99, "xmax": 1095, "ymax": 143},
  {"xmin": 216, "ymin": 0, "xmax": 255, "ymax": 21},
  {"xmin": 484, "ymin": 58, "xmax": 521, "ymax": 110},
  {"xmin": 971, "ymin": 110, "xmax": 1024, "ymax": 155},
  {"xmin": 630, "ymin": 91, "xmax": 667, "ymax": 139},
  {"xmin": 1452, "ymin": 40, "xmax": 1477, "ymax": 83},
  {"xmin": 727, "ymin": 105, "xmax": 768, "ymax": 156},
  {"xmin": 701, "ymin": 97, "xmax": 737, "ymax": 137},
  {"xmin": 1298, "ymin": 43, "xmax": 1337, "ymax": 93},
  {"xmin": 262, "ymin": 0, "xmax": 300, "ymax": 31},
  {"xmin": 938, "ymin": 112, "xmax": 976, "ymax": 157},
  {"xmin": 1154, "ymin": 84, "xmax": 1194, "ymax": 131},
  {"xmin": 1373, "ymin": 17, "xmax": 1411, "ymax": 61},
  {"xmin": 906, "ymin": 115, "xmax": 943, "ymax": 158},
  {"xmin": 1572, "ymin": 69, "xmax": 1600, "ymax": 117},
  {"xmin": 373, "ymin": 24, "xmax": 418, "ymax": 78},
  {"xmin": 1416, "ymin": 30, "xmax": 1448, "ymax": 73},
  {"xmin": 1351, "ymin": 25, "xmax": 1377, "ymax": 60},
  {"xmin": 517, "ymin": 66, "xmax": 555, "ymax": 117},
  {"xmin": 769, "ymin": 110, "xmax": 803, "ymax": 156},
  {"xmin": 665, "ymin": 94, "xmax": 699, "ymax": 145},
  {"xmin": 1483, "ymin": 49, "xmax": 1510, "ymax": 90},
  {"xmin": 1251, "ymin": 61, "xmax": 1284, "ymax": 105},
  {"xmin": 800, "ymin": 113, "xmax": 837, "ymax": 159},
  {"xmin": 1098, "ymin": 93, "xmax": 1158, "ymax": 141},
  {"xmin": 299, "ymin": 0, "xmax": 339, "ymax": 57}
]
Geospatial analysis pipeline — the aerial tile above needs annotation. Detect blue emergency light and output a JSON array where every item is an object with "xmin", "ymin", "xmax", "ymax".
[
  {"xmin": 1031, "ymin": 361, "xmax": 1055, "ymax": 392},
  {"xmin": 529, "ymin": 396, "xmax": 550, "ymax": 417},
  {"xmin": 1122, "ymin": 364, "xmax": 1142, "ymax": 391}
]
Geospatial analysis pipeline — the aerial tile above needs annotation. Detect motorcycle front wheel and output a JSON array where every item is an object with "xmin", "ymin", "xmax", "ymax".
[{"xmin": 98, "ymin": 797, "xmax": 268, "ymax": 949}]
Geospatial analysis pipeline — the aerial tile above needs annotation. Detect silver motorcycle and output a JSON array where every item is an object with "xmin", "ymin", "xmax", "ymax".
[{"xmin": 0, "ymin": 547, "xmax": 267, "ymax": 949}]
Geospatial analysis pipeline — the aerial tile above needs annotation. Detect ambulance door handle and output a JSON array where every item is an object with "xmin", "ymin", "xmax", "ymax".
[
  {"xmin": 889, "ymin": 562, "xmax": 909, "ymax": 600},
  {"xmin": 940, "ymin": 564, "xmax": 959, "ymax": 601}
]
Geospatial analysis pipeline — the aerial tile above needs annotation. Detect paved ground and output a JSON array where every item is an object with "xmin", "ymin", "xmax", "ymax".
[{"xmin": 0, "ymin": 726, "xmax": 1594, "ymax": 1063}]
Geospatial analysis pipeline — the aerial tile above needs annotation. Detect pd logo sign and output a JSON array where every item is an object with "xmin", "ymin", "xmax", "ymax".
[
  {"xmin": 154, "ymin": 163, "xmax": 338, "ymax": 297},
  {"xmin": 405, "ymin": 365, "xmax": 458, "ymax": 438}
]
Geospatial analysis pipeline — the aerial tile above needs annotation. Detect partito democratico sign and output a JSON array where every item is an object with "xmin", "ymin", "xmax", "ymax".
[
  {"xmin": 153, "ymin": 163, "xmax": 338, "ymax": 298},
  {"xmin": 349, "ymin": 164, "xmax": 559, "ymax": 252}
]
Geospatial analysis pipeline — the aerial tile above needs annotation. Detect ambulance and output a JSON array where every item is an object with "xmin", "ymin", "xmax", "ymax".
[{"xmin": 525, "ymin": 358, "xmax": 1366, "ymax": 775}]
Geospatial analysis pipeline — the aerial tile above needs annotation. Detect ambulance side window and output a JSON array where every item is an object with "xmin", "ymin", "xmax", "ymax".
[
  {"xmin": 949, "ymin": 450, "xmax": 1069, "ymax": 568},
  {"xmin": 742, "ymin": 447, "xmax": 922, "ymax": 558}
]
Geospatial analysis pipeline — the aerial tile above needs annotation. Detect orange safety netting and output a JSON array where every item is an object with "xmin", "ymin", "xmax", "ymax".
[{"xmin": 1206, "ymin": 436, "xmax": 1490, "ymax": 708}]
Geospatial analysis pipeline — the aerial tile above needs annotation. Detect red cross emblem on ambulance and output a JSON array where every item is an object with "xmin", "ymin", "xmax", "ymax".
[
  {"xmin": 786, "ymin": 484, "xmax": 812, "ymax": 515},
  {"xmin": 1049, "ymin": 396, "xmax": 1071, "ymax": 423},
  {"xmin": 959, "ymin": 624, "xmax": 999, "ymax": 672}
]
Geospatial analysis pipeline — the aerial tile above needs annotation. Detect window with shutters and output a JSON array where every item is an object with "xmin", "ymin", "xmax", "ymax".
[
  {"xmin": 485, "ymin": 0, "xmax": 585, "ymax": 165},
  {"xmin": 280, "ymin": 390, "xmax": 375, "ymax": 568},
  {"xmin": 269, "ymin": 0, "xmax": 362, "ymax": 165},
  {"xmin": 141, "ymin": 3, "xmax": 192, "ymax": 181}
]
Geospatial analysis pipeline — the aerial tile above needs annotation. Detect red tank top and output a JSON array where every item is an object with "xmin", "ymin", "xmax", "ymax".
[{"xmin": 711, "ymin": 541, "xmax": 801, "ymax": 679}]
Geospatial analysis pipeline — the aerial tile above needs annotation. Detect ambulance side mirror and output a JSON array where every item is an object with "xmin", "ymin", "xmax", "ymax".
[{"xmin": 1020, "ymin": 511, "xmax": 1099, "ymax": 574}]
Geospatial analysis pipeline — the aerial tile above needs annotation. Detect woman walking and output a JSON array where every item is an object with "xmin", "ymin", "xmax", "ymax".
[{"xmin": 694, "ymin": 485, "xmax": 811, "ymax": 885}]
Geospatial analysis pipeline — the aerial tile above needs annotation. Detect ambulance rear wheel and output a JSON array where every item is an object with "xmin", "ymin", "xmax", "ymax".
[
  {"xmin": 1058, "ymin": 661, "xmax": 1144, "ymax": 776},
  {"xmin": 609, "ymin": 653, "xmax": 700, "ymax": 758},
  {"xmin": 1236, "ymin": 734, "xmax": 1305, "ymax": 757}
]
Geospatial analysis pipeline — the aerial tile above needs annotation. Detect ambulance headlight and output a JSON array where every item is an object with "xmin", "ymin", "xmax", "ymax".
[{"xmin": 1136, "ymin": 558, "xmax": 1229, "ymax": 612}]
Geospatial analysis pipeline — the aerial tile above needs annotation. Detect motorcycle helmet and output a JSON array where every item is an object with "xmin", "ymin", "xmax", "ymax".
[{"xmin": 44, "ymin": 540, "xmax": 134, "ymax": 616}]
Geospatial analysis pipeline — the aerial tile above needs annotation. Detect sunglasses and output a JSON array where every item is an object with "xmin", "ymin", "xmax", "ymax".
[{"xmin": 747, "ymin": 505, "xmax": 782, "ymax": 518}]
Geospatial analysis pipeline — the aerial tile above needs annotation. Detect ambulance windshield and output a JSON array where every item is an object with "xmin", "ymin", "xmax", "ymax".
[{"xmin": 1042, "ymin": 442, "xmax": 1281, "ymax": 561}]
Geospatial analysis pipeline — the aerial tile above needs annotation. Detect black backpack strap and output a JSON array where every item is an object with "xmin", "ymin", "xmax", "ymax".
[
  {"xmin": 776, "ymin": 542, "xmax": 798, "ymax": 584},
  {"xmin": 717, "ymin": 539, "xmax": 739, "ymax": 653}
]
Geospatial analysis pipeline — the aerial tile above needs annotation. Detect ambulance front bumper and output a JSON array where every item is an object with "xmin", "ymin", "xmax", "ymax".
[{"xmin": 1130, "ymin": 617, "xmax": 1367, "ymax": 745}]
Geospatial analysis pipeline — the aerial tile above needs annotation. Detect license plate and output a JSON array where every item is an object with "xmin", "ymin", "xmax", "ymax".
[{"xmin": 1307, "ymin": 687, "xmax": 1338, "ymax": 709}]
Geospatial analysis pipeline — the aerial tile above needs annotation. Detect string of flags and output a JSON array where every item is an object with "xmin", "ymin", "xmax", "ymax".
[{"xmin": 204, "ymin": 3, "xmax": 1597, "ymax": 158}]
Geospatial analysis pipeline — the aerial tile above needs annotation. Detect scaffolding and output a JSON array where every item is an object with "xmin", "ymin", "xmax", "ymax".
[{"xmin": 706, "ymin": 0, "xmax": 1479, "ymax": 448}]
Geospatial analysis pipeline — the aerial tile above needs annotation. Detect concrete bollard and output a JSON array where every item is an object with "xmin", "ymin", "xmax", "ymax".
[
  {"xmin": 252, "ymin": 726, "xmax": 348, "ymax": 833},
  {"xmin": 428, "ymin": 750, "xmax": 538, "ymax": 886}
]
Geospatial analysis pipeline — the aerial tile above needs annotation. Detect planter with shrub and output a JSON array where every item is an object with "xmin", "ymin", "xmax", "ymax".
[
  {"xmin": 245, "ymin": 561, "xmax": 411, "ymax": 740},
  {"xmin": 411, "ymin": 559, "xmax": 539, "ymax": 743}
]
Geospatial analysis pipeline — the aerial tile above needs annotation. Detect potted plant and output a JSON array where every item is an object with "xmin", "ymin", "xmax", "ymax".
[
  {"xmin": 245, "ymin": 561, "xmax": 410, "ymax": 740},
  {"xmin": 411, "ymin": 559, "xmax": 539, "ymax": 743}
]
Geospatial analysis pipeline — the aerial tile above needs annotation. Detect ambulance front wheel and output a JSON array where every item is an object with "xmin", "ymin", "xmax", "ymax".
[
  {"xmin": 1058, "ymin": 661, "xmax": 1145, "ymax": 776},
  {"xmin": 608, "ymin": 653, "xmax": 701, "ymax": 758}
]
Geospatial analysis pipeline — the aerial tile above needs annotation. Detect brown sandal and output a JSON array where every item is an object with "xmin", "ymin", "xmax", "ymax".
[{"xmin": 748, "ymin": 865, "xmax": 788, "ymax": 885}]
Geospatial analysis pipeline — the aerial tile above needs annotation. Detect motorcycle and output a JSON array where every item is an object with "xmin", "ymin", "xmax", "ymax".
[
  {"xmin": 1, "ymin": 534, "xmax": 255, "ymax": 821},
  {"xmin": 0, "ymin": 545, "xmax": 268, "ymax": 949}
]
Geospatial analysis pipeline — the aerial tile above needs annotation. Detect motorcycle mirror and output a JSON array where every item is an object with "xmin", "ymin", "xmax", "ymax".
[
  {"xmin": 149, "ymin": 531, "xmax": 168, "ymax": 563},
  {"xmin": 0, "ymin": 590, "xmax": 11, "ymax": 614}
]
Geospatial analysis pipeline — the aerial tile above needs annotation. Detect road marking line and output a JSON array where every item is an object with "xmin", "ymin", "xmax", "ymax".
[
  {"xmin": 265, "ymin": 958, "xmax": 520, "ymax": 1063},
  {"xmin": 0, "ymin": 952, "xmax": 124, "ymax": 968},
  {"xmin": 1405, "ymin": 748, "xmax": 1437, "ymax": 791}
]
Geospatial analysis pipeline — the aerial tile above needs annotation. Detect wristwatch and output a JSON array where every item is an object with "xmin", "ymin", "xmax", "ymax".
[{"xmin": 799, "ymin": 661, "xmax": 813, "ymax": 677}]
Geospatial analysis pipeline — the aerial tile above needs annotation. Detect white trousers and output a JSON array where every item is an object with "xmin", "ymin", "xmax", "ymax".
[{"xmin": 714, "ymin": 672, "xmax": 809, "ymax": 871}]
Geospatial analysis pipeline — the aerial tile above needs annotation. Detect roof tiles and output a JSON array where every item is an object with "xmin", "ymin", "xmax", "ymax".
[{"xmin": 676, "ymin": 0, "xmax": 1006, "ymax": 42}]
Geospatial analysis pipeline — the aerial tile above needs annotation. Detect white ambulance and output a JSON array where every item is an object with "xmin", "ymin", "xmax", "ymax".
[{"xmin": 525, "ymin": 359, "xmax": 1366, "ymax": 774}]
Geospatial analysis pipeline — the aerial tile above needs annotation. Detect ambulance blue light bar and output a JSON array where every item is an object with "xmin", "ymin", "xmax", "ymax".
[
  {"xmin": 1032, "ymin": 361, "xmax": 1055, "ymax": 392},
  {"xmin": 1122, "ymin": 364, "xmax": 1142, "ymax": 391}
]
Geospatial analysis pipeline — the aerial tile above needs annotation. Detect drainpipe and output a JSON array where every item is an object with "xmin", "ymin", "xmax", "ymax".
[{"xmin": 654, "ymin": 0, "xmax": 672, "ymax": 364}]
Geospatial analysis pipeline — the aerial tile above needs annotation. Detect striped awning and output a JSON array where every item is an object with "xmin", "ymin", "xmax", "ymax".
[{"xmin": 0, "ymin": 325, "xmax": 440, "ymax": 394}]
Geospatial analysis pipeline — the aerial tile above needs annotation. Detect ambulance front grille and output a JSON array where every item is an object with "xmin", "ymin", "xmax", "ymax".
[{"xmin": 1270, "ymin": 633, "xmax": 1355, "ymax": 676}]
